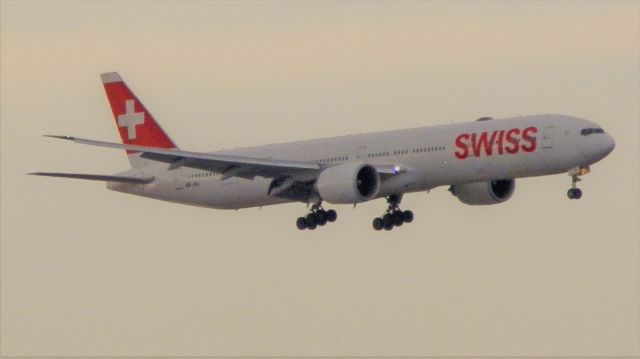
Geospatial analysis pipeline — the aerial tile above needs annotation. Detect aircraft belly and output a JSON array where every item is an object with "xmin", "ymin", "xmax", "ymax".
[
  {"xmin": 206, "ymin": 177, "xmax": 290, "ymax": 209},
  {"xmin": 111, "ymin": 176, "xmax": 287, "ymax": 210}
]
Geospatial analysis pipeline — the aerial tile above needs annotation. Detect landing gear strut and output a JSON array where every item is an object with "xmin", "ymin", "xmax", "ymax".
[
  {"xmin": 296, "ymin": 203, "xmax": 337, "ymax": 230},
  {"xmin": 372, "ymin": 194, "xmax": 414, "ymax": 231},
  {"xmin": 567, "ymin": 166, "xmax": 589, "ymax": 200}
]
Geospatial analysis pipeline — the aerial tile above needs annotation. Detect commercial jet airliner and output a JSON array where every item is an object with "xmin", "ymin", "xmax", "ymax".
[{"xmin": 31, "ymin": 72, "xmax": 615, "ymax": 231}]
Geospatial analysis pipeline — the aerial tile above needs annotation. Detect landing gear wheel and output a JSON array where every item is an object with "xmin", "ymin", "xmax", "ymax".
[
  {"xmin": 326, "ymin": 209, "xmax": 337, "ymax": 222},
  {"xmin": 295, "ymin": 202, "xmax": 337, "ymax": 230},
  {"xmin": 372, "ymin": 194, "xmax": 415, "ymax": 231},
  {"xmin": 567, "ymin": 188, "xmax": 583, "ymax": 200},
  {"xmin": 402, "ymin": 210, "xmax": 414, "ymax": 223},
  {"xmin": 392, "ymin": 211, "xmax": 404, "ymax": 226},
  {"xmin": 296, "ymin": 217, "xmax": 307, "ymax": 230},
  {"xmin": 574, "ymin": 188, "xmax": 582, "ymax": 199},
  {"xmin": 315, "ymin": 210, "xmax": 327, "ymax": 226},
  {"xmin": 306, "ymin": 213, "xmax": 317, "ymax": 225},
  {"xmin": 372, "ymin": 218, "xmax": 384, "ymax": 231},
  {"xmin": 566, "ymin": 167, "xmax": 588, "ymax": 200},
  {"xmin": 382, "ymin": 214, "xmax": 394, "ymax": 230}
]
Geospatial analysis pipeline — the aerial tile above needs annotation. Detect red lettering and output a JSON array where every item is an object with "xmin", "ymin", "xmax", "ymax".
[
  {"xmin": 505, "ymin": 128, "xmax": 520, "ymax": 154},
  {"xmin": 471, "ymin": 131, "xmax": 500, "ymax": 157},
  {"xmin": 454, "ymin": 127, "xmax": 536, "ymax": 159},
  {"xmin": 454, "ymin": 133, "xmax": 470, "ymax": 159},
  {"xmin": 496, "ymin": 130, "xmax": 505, "ymax": 155},
  {"xmin": 471, "ymin": 132, "xmax": 486, "ymax": 157},
  {"xmin": 487, "ymin": 130, "xmax": 499, "ymax": 156},
  {"xmin": 521, "ymin": 126, "xmax": 537, "ymax": 152}
]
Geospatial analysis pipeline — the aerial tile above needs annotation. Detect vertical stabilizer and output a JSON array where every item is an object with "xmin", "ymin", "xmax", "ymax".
[{"xmin": 101, "ymin": 72, "xmax": 178, "ymax": 168}]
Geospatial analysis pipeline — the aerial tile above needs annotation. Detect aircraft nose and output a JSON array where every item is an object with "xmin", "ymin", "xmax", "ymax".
[
  {"xmin": 579, "ymin": 131, "xmax": 615, "ymax": 163},
  {"xmin": 602, "ymin": 133, "xmax": 615, "ymax": 156}
]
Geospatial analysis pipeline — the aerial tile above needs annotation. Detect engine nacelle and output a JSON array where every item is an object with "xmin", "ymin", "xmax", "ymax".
[
  {"xmin": 315, "ymin": 162, "xmax": 380, "ymax": 204},
  {"xmin": 449, "ymin": 179, "xmax": 515, "ymax": 205}
]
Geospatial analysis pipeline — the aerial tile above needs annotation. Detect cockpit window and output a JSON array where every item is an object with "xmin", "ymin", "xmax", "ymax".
[{"xmin": 581, "ymin": 128, "xmax": 605, "ymax": 136}]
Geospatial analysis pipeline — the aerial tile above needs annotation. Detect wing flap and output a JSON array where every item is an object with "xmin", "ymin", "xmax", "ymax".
[{"xmin": 29, "ymin": 172, "xmax": 154, "ymax": 184}]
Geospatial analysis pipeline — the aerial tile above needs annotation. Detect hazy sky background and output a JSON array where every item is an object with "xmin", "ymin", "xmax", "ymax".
[{"xmin": 1, "ymin": 1, "xmax": 639, "ymax": 356}]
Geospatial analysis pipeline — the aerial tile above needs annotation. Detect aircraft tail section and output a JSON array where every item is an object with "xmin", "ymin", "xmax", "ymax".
[{"xmin": 101, "ymin": 72, "xmax": 177, "ymax": 168}]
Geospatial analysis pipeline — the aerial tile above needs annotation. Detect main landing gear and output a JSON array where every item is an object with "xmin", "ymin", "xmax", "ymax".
[
  {"xmin": 567, "ymin": 166, "xmax": 589, "ymax": 200},
  {"xmin": 372, "ymin": 194, "xmax": 414, "ymax": 231},
  {"xmin": 296, "ymin": 203, "xmax": 337, "ymax": 230}
]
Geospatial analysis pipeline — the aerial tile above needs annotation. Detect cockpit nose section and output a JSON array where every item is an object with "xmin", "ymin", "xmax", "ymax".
[
  {"xmin": 603, "ymin": 133, "xmax": 615, "ymax": 154},
  {"xmin": 578, "ymin": 127, "xmax": 615, "ymax": 164}
]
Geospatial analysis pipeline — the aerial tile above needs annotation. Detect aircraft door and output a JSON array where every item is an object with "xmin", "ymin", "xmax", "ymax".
[{"xmin": 541, "ymin": 126, "xmax": 554, "ymax": 149}]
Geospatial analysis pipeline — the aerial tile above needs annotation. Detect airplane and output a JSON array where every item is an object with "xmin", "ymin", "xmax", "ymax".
[{"xmin": 30, "ymin": 72, "xmax": 616, "ymax": 231}]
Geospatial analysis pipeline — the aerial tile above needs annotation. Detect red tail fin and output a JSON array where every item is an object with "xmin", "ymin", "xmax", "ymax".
[{"xmin": 101, "ymin": 72, "xmax": 177, "ymax": 161}]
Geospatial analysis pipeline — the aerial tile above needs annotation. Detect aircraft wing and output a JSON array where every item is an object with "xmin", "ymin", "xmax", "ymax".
[
  {"xmin": 29, "ymin": 172, "xmax": 155, "ymax": 184},
  {"xmin": 45, "ymin": 135, "xmax": 320, "ymax": 179}
]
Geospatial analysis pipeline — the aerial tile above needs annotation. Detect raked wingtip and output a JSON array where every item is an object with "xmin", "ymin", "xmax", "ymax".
[{"xmin": 43, "ymin": 135, "xmax": 75, "ymax": 140}]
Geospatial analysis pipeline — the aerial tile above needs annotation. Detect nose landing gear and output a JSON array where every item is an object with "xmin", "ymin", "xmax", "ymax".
[
  {"xmin": 567, "ymin": 187, "xmax": 582, "ymax": 200},
  {"xmin": 296, "ymin": 203, "xmax": 337, "ymax": 230},
  {"xmin": 372, "ymin": 194, "xmax": 414, "ymax": 231},
  {"xmin": 567, "ymin": 166, "xmax": 589, "ymax": 200}
]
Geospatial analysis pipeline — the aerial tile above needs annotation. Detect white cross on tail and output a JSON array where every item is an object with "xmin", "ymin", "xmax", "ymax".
[{"xmin": 117, "ymin": 100, "xmax": 145, "ymax": 140}]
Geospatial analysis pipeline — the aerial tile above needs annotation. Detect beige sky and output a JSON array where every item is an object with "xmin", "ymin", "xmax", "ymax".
[{"xmin": 1, "ymin": 1, "xmax": 639, "ymax": 357}]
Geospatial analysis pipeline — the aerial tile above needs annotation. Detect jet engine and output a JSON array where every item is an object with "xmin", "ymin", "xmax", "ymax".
[
  {"xmin": 315, "ymin": 162, "xmax": 380, "ymax": 204},
  {"xmin": 449, "ymin": 179, "xmax": 515, "ymax": 205}
]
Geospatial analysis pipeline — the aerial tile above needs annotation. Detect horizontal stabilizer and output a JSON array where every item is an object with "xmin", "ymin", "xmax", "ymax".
[{"xmin": 29, "ymin": 172, "xmax": 154, "ymax": 184}]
